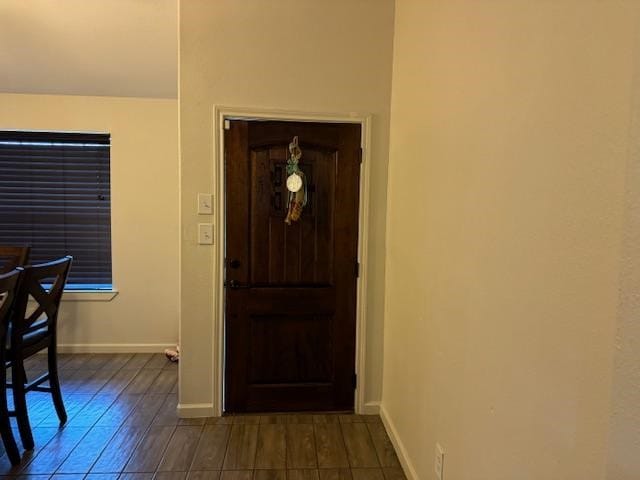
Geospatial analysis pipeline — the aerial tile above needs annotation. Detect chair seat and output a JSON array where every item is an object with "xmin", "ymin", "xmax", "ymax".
[{"xmin": 6, "ymin": 321, "xmax": 50, "ymax": 360}]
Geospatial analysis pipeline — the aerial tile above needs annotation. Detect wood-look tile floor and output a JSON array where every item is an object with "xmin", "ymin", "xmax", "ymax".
[{"xmin": 0, "ymin": 354, "xmax": 405, "ymax": 480}]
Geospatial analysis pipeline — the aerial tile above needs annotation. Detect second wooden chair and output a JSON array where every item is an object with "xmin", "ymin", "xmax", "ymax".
[{"xmin": 6, "ymin": 256, "xmax": 72, "ymax": 450}]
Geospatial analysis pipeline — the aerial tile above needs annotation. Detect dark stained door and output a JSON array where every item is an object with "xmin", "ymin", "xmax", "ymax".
[{"xmin": 224, "ymin": 120, "xmax": 361, "ymax": 412}]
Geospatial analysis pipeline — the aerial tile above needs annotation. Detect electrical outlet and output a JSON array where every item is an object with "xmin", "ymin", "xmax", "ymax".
[{"xmin": 435, "ymin": 443, "xmax": 444, "ymax": 480}]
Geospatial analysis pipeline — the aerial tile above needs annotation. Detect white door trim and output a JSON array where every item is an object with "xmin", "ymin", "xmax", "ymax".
[{"xmin": 212, "ymin": 105, "xmax": 372, "ymax": 415}]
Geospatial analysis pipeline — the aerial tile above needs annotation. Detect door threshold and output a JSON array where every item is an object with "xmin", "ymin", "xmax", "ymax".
[{"xmin": 223, "ymin": 410, "xmax": 355, "ymax": 416}]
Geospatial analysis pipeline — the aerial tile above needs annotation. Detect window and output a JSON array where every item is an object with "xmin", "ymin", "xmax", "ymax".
[{"xmin": 0, "ymin": 131, "xmax": 112, "ymax": 290}]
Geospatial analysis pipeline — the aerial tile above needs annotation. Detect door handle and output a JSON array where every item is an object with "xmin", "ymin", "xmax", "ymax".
[{"xmin": 225, "ymin": 279, "xmax": 250, "ymax": 289}]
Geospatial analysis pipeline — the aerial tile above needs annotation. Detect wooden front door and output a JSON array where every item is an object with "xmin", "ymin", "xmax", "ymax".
[{"xmin": 224, "ymin": 120, "xmax": 361, "ymax": 413}]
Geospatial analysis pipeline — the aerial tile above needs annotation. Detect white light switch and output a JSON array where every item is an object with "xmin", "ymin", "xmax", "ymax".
[
  {"xmin": 198, "ymin": 193, "xmax": 213, "ymax": 214},
  {"xmin": 198, "ymin": 223, "xmax": 214, "ymax": 244}
]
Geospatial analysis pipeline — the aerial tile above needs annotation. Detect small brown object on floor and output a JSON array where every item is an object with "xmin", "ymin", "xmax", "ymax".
[{"xmin": 164, "ymin": 345, "xmax": 179, "ymax": 362}]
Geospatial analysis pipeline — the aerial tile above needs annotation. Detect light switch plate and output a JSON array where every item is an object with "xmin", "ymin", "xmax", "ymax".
[
  {"xmin": 198, "ymin": 223, "xmax": 214, "ymax": 245},
  {"xmin": 198, "ymin": 193, "xmax": 213, "ymax": 214}
]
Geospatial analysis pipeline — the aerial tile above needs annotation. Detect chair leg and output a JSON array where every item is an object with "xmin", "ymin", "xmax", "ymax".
[
  {"xmin": 11, "ymin": 360, "xmax": 34, "ymax": 450},
  {"xmin": 47, "ymin": 347, "xmax": 66, "ymax": 424},
  {"xmin": 0, "ymin": 416, "xmax": 20, "ymax": 465},
  {"xmin": 0, "ymin": 373, "xmax": 21, "ymax": 465}
]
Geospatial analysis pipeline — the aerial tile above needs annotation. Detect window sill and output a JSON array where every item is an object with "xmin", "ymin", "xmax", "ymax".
[{"xmin": 61, "ymin": 289, "xmax": 119, "ymax": 302}]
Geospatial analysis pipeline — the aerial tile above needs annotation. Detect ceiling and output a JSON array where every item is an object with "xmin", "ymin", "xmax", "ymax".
[{"xmin": 0, "ymin": 0, "xmax": 177, "ymax": 98}]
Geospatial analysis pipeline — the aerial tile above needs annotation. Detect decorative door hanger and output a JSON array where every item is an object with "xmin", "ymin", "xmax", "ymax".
[{"xmin": 285, "ymin": 136, "xmax": 308, "ymax": 225}]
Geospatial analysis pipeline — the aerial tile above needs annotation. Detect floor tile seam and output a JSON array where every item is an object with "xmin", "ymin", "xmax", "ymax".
[
  {"xmin": 64, "ymin": 392, "xmax": 101, "ymax": 424},
  {"xmin": 30, "ymin": 388, "xmax": 97, "ymax": 428},
  {"xmin": 53, "ymin": 425, "xmax": 122, "ymax": 476},
  {"xmin": 252, "ymin": 423, "xmax": 263, "ymax": 472},
  {"xmin": 94, "ymin": 369, "xmax": 148, "ymax": 427},
  {"xmin": 218, "ymin": 422, "xmax": 235, "ymax": 472},
  {"xmin": 311, "ymin": 423, "xmax": 320, "ymax": 472},
  {"xmin": 21, "ymin": 425, "xmax": 93, "ymax": 475},
  {"xmin": 337, "ymin": 423, "xmax": 353, "ymax": 470},
  {"xmin": 90, "ymin": 405, "xmax": 157, "ymax": 475},
  {"xmin": 66, "ymin": 390, "xmax": 123, "ymax": 429},
  {"xmin": 255, "ymin": 422, "xmax": 286, "ymax": 471},
  {"xmin": 64, "ymin": 363, "xmax": 128, "ymax": 427},
  {"xmin": 138, "ymin": 354, "xmax": 158, "ymax": 370},
  {"xmin": 184, "ymin": 426, "xmax": 206, "ymax": 472},
  {"xmin": 366, "ymin": 423, "xmax": 395, "ymax": 469},
  {"xmin": 162, "ymin": 423, "xmax": 205, "ymax": 473},
  {"xmin": 364, "ymin": 423, "xmax": 382, "ymax": 468},
  {"xmin": 138, "ymin": 424, "xmax": 177, "ymax": 473},
  {"xmin": 361, "ymin": 423, "xmax": 380, "ymax": 469},
  {"xmin": 283, "ymin": 423, "xmax": 288, "ymax": 471},
  {"xmin": 341, "ymin": 422, "xmax": 380, "ymax": 469},
  {"xmin": 7, "ymin": 425, "xmax": 57, "ymax": 472},
  {"xmin": 85, "ymin": 367, "xmax": 122, "ymax": 396}
]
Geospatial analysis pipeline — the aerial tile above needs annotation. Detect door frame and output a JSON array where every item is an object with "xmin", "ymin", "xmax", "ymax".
[{"xmin": 212, "ymin": 106, "xmax": 372, "ymax": 416}]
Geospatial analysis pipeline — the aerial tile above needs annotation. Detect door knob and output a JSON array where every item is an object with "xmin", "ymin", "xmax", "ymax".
[{"xmin": 229, "ymin": 259, "xmax": 241, "ymax": 269}]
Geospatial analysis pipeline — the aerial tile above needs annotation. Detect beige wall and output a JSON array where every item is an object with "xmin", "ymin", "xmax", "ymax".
[
  {"xmin": 606, "ymin": 30, "xmax": 640, "ymax": 478},
  {"xmin": 179, "ymin": 0, "xmax": 395, "ymax": 409},
  {"xmin": 0, "ymin": 0, "xmax": 178, "ymax": 98},
  {"xmin": 0, "ymin": 93, "xmax": 179, "ymax": 350},
  {"xmin": 383, "ymin": 1, "xmax": 638, "ymax": 479}
]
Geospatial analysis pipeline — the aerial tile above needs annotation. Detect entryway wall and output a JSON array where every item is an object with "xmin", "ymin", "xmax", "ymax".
[
  {"xmin": 0, "ymin": 93, "xmax": 179, "ymax": 352},
  {"xmin": 383, "ymin": 2, "xmax": 640, "ymax": 479},
  {"xmin": 177, "ymin": 1, "xmax": 395, "ymax": 415}
]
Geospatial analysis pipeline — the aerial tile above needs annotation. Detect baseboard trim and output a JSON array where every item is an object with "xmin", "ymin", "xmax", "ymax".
[
  {"xmin": 177, "ymin": 403, "xmax": 215, "ymax": 418},
  {"xmin": 57, "ymin": 343, "xmax": 175, "ymax": 354},
  {"xmin": 380, "ymin": 404, "xmax": 419, "ymax": 480},
  {"xmin": 361, "ymin": 401, "xmax": 381, "ymax": 415}
]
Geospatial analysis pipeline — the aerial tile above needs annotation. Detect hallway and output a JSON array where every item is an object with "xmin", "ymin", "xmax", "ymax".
[{"xmin": 0, "ymin": 354, "xmax": 404, "ymax": 480}]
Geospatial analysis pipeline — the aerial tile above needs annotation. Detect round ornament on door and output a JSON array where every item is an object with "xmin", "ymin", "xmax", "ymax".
[{"xmin": 286, "ymin": 172, "xmax": 303, "ymax": 192}]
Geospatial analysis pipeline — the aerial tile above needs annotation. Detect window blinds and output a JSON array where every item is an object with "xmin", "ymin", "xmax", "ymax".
[{"xmin": 0, "ymin": 131, "xmax": 112, "ymax": 289}]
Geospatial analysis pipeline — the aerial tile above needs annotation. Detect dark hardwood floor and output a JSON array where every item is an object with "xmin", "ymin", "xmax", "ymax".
[{"xmin": 0, "ymin": 354, "xmax": 405, "ymax": 480}]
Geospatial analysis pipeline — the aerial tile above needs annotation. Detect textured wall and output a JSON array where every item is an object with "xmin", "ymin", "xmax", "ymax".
[{"xmin": 383, "ymin": 1, "xmax": 637, "ymax": 479}]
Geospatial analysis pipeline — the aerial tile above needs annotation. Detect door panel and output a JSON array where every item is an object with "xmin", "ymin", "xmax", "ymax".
[
  {"xmin": 250, "ymin": 146, "xmax": 335, "ymax": 285},
  {"xmin": 225, "ymin": 120, "xmax": 361, "ymax": 413},
  {"xmin": 248, "ymin": 314, "xmax": 333, "ymax": 384}
]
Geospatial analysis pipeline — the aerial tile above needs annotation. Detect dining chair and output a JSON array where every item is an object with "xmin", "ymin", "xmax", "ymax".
[
  {"xmin": 0, "ymin": 246, "xmax": 31, "ymax": 275},
  {"xmin": 0, "ymin": 269, "xmax": 23, "ymax": 465},
  {"xmin": 0, "ymin": 247, "xmax": 32, "ymax": 409},
  {"xmin": 6, "ymin": 256, "xmax": 72, "ymax": 450}
]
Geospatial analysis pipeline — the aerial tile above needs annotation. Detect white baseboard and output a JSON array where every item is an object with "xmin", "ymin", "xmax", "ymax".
[
  {"xmin": 360, "ymin": 401, "xmax": 381, "ymax": 415},
  {"xmin": 380, "ymin": 403, "xmax": 419, "ymax": 480},
  {"xmin": 57, "ymin": 343, "xmax": 175, "ymax": 354},
  {"xmin": 177, "ymin": 403, "xmax": 215, "ymax": 418}
]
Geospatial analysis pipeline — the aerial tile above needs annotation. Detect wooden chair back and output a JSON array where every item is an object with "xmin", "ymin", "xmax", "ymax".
[
  {"xmin": 0, "ymin": 269, "xmax": 23, "ymax": 345},
  {"xmin": 0, "ymin": 269, "xmax": 23, "ymax": 465},
  {"xmin": 10, "ymin": 256, "xmax": 72, "ymax": 348},
  {"xmin": 0, "ymin": 246, "xmax": 31, "ymax": 274}
]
